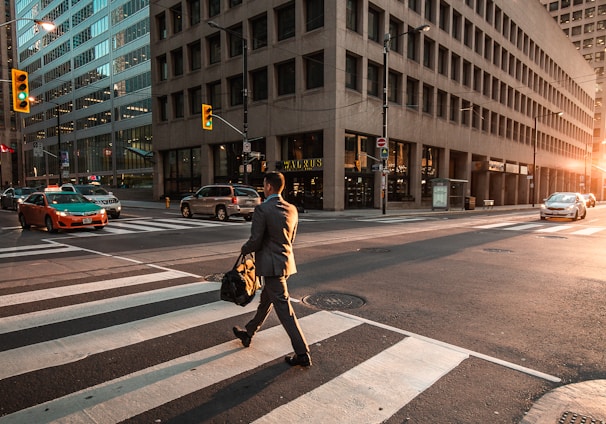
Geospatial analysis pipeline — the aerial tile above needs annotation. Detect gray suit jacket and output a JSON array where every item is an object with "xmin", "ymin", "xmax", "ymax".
[{"xmin": 241, "ymin": 195, "xmax": 298, "ymax": 277}]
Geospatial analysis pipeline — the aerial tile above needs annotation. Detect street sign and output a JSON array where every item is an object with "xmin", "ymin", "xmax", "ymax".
[
  {"xmin": 371, "ymin": 163, "xmax": 383, "ymax": 172},
  {"xmin": 243, "ymin": 141, "xmax": 251, "ymax": 153},
  {"xmin": 33, "ymin": 141, "xmax": 43, "ymax": 158},
  {"xmin": 376, "ymin": 137, "xmax": 387, "ymax": 148},
  {"xmin": 380, "ymin": 147, "xmax": 389, "ymax": 159}
]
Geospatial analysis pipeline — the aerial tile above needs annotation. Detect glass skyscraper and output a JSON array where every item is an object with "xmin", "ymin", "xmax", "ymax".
[{"xmin": 16, "ymin": 0, "xmax": 152, "ymax": 189}]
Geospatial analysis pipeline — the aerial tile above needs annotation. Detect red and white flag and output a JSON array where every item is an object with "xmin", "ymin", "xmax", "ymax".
[{"xmin": 0, "ymin": 144, "xmax": 15, "ymax": 153}]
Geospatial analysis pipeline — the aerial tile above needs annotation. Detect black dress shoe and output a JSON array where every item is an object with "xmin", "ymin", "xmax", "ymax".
[
  {"xmin": 232, "ymin": 326, "xmax": 251, "ymax": 347},
  {"xmin": 285, "ymin": 353, "xmax": 312, "ymax": 367}
]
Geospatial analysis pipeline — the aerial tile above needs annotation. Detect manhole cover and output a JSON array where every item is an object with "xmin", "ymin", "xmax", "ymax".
[
  {"xmin": 302, "ymin": 293, "xmax": 365, "ymax": 310},
  {"xmin": 559, "ymin": 411, "xmax": 605, "ymax": 424},
  {"xmin": 483, "ymin": 248, "xmax": 513, "ymax": 253},
  {"xmin": 357, "ymin": 247, "xmax": 391, "ymax": 253}
]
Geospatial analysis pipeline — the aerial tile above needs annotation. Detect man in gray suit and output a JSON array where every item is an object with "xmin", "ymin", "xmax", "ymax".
[{"xmin": 233, "ymin": 171, "xmax": 311, "ymax": 367}]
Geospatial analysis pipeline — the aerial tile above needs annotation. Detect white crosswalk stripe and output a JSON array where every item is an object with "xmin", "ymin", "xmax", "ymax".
[
  {"xmin": 0, "ymin": 243, "xmax": 82, "ymax": 259},
  {"xmin": 0, "ymin": 268, "xmax": 557, "ymax": 423},
  {"xmin": 66, "ymin": 217, "xmax": 243, "ymax": 237},
  {"xmin": 474, "ymin": 222, "xmax": 606, "ymax": 236},
  {"xmin": 357, "ymin": 217, "xmax": 427, "ymax": 223}
]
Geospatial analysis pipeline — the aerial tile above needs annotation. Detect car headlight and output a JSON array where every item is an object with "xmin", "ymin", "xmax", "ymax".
[
  {"xmin": 57, "ymin": 210, "xmax": 71, "ymax": 217},
  {"xmin": 565, "ymin": 205, "xmax": 574, "ymax": 210},
  {"xmin": 540, "ymin": 204, "xmax": 546, "ymax": 210},
  {"xmin": 100, "ymin": 208, "xmax": 106, "ymax": 215}
]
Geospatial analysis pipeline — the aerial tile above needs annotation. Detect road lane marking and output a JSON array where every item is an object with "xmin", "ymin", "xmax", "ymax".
[
  {"xmin": 536, "ymin": 225, "xmax": 573, "ymax": 233},
  {"xmin": 502, "ymin": 224, "xmax": 544, "ymax": 231},
  {"xmin": 474, "ymin": 222, "xmax": 518, "ymax": 229},
  {"xmin": 254, "ymin": 337, "xmax": 467, "ymax": 424},
  {"xmin": 569, "ymin": 227, "xmax": 604, "ymax": 235}
]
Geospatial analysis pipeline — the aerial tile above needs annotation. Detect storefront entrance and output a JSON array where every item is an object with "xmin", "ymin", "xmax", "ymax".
[{"xmin": 283, "ymin": 174, "xmax": 323, "ymax": 210}]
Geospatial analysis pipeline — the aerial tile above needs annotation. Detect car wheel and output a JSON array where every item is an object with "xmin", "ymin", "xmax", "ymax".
[
  {"xmin": 581, "ymin": 209, "xmax": 587, "ymax": 219},
  {"xmin": 573, "ymin": 211, "xmax": 579, "ymax": 221},
  {"xmin": 45, "ymin": 216, "xmax": 58, "ymax": 233},
  {"xmin": 540, "ymin": 216, "xmax": 546, "ymax": 220},
  {"xmin": 19, "ymin": 214, "xmax": 30, "ymax": 229},
  {"xmin": 216, "ymin": 206, "xmax": 228, "ymax": 221},
  {"xmin": 244, "ymin": 215, "xmax": 252, "ymax": 222},
  {"xmin": 110, "ymin": 212, "xmax": 120, "ymax": 219},
  {"xmin": 181, "ymin": 204, "xmax": 193, "ymax": 218},
  {"xmin": 12, "ymin": 201, "xmax": 18, "ymax": 211}
]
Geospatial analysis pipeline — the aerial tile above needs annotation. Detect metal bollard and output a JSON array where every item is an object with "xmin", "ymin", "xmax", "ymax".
[{"xmin": 165, "ymin": 196, "xmax": 170, "ymax": 208}]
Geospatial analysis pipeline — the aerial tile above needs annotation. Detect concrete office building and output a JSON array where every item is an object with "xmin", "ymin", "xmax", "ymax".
[
  {"xmin": 15, "ymin": 0, "xmax": 153, "ymax": 189},
  {"xmin": 541, "ymin": 0, "xmax": 606, "ymax": 200},
  {"xmin": 151, "ymin": 0, "xmax": 593, "ymax": 211}
]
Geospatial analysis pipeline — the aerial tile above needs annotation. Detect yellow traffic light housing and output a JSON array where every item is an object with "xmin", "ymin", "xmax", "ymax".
[
  {"xmin": 11, "ymin": 69, "xmax": 30, "ymax": 113},
  {"xmin": 202, "ymin": 104, "xmax": 212, "ymax": 130}
]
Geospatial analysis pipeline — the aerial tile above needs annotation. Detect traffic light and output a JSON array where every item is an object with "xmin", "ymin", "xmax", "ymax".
[
  {"xmin": 202, "ymin": 104, "xmax": 212, "ymax": 130},
  {"xmin": 11, "ymin": 69, "xmax": 30, "ymax": 113}
]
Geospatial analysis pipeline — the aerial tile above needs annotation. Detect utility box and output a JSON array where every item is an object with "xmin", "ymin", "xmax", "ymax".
[
  {"xmin": 431, "ymin": 178, "xmax": 468, "ymax": 211},
  {"xmin": 465, "ymin": 196, "xmax": 476, "ymax": 210}
]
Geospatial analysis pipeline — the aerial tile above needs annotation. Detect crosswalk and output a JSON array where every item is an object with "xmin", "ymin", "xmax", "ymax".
[
  {"xmin": 473, "ymin": 221, "xmax": 606, "ymax": 236},
  {"xmin": 0, "ymin": 265, "xmax": 560, "ymax": 423}
]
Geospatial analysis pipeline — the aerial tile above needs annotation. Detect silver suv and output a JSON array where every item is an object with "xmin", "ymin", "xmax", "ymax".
[
  {"xmin": 60, "ymin": 184, "xmax": 122, "ymax": 218},
  {"xmin": 180, "ymin": 184, "xmax": 261, "ymax": 221}
]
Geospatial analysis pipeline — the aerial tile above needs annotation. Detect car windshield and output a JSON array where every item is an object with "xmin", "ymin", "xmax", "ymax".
[
  {"xmin": 47, "ymin": 193, "xmax": 90, "ymax": 204},
  {"xmin": 549, "ymin": 194, "xmax": 575, "ymax": 203}
]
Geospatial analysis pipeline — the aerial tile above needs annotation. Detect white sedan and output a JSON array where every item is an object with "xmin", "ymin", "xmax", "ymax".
[{"xmin": 540, "ymin": 192, "xmax": 587, "ymax": 221}]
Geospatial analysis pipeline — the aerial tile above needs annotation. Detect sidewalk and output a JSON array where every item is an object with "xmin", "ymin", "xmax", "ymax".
[{"xmin": 120, "ymin": 199, "xmax": 606, "ymax": 423}]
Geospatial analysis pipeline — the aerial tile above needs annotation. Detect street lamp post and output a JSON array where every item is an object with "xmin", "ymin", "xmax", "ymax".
[
  {"xmin": 0, "ymin": 18, "xmax": 55, "ymax": 30},
  {"xmin": 532, "ymin": 111, "xmax": 563, "ymax": 207},
  {"xmin": 208, "ymin": 21, "xmax": 249, "ymax": 185},
  {"xmin": 382, "ymin": 24, "xmax": 430, "ymax": 214}
]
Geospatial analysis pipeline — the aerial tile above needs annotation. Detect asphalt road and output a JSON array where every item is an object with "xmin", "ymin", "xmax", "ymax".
[{"xmin": 0, "ymin": 204, "xmax": 604, "ymax": 423}]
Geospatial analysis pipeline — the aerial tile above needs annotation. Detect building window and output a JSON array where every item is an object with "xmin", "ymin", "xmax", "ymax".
[
  {"xmin": 251, "ymin": 67, "xmax": 268, "ymax": 101},
  {"xmin": 436, "ymin": 90, "xmax": 447, "ymax": 118},
  {"xmin": 346, "ymin": 0, "xmax": 358, "ymax": 32},
  {"xmin": 305, "ymin": 52, "xmax": 324, "ymax": 89},
  {"xmin": 172, "ymin": 48, "xmax": 183, "ymax": 76},
  {"xmin": 367, "ymin": 63, "xmax": 380, "ymax": 97},
  {"xmin": 188, "ymin": 0, "xmax": 200, "ymax": 25},
  {"xmin": 306, "ymin": 0, "xmax": 324, "ymax": 31},
  {"xmin": 422, "ymin": 84, "xmax": 433, "ymax": 114},
  {"xmin": 158, "ymin": 55, "xmax": 168, "ymax": 80},
  {"xmin": 172, "ymin": 91, "xmax": 184, "ymax": 118},
  {"xmin": 159, "ymin": 96, "xmax": 168, "ymax": 121},
  {"xmin": 251, "ymin": 14, "xmax": 268, "ymax": 49},
  {"xmin": 438, "ymin": 45, "xmax": 448, "ymax": 75},
  {"xmin": 189, "ymin": 41, "xmax": 201, "ymax": 70},
  {"xmin": 407, "ymin": 30, "xmax": 420, "ymax": 62},
  {"xmin": 389, "ymin": 19, "xmax": 401, "ymax": 52},
  {"xmin": 208, "ymin": 33, "xmax": 220, "ymax": 64},
  {"xmin": 368, "ymin": 7, "xmax": 380, "ymax": 42},
  {"xmin": 189, "ymin": 86, "xmax": 202, "ymax": 114},
  {"xmin": 345, "ymin": 54, "xmax": 358, "ymax": 90},
  {"xmin": 423, "ymin": 38, "xmax": 434, "ymax": 69},
  {"xmin": 409, "ymin": 0, "xmax": 420, "ymax": 14},
  {"xmin": 209, "ymin": 0, "xmax": 220, "ymax": 17},
  {"xmin": 277, "ymin": 60, "xmax": 296, "ymax": 95},
  {"xmin": 229, "ymin": 24, "xmax": 243, "ymax": 57},
  {"xmin": 388, "ymin": 71, "xmax": 399, "ymax": 103},
  {"xmin": 277, "ymin": 2, "xmax": 295, "ymax": 41},
  {"xmin": 230, "ymin": 0, "xmax": 242, "ymax": 7},
  {"xmin": 157, "ymin": 13, "xmax": 167, "ymax": 40},
  {"xmin": 208, "ymin": 80, "xmax": 221, "ymax": 110},
  {"xmin": 171, "ymin": 4, "xmax": 182, "ymax": 34},
  {"xmin": 406, "ymin": 77, "xmax": 419, "ymax": 109},
  {"xmin": 229, "ymin": 75, "xmax": 243, "ymax": 106}
]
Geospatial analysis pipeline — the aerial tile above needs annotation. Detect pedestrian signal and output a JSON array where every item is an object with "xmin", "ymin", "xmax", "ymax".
[
  {"xmin": 11, "ymin": 69, "xmax": 30, "ymax": 113},
  {"xmin": 202, "ymin": 104, "xmax": 212, "ymax": 130}
]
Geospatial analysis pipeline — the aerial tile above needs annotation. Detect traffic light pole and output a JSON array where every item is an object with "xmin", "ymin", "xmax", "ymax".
[{"xmin": 381, "ymin": 35, "xmax": 389, "ymax": 215}]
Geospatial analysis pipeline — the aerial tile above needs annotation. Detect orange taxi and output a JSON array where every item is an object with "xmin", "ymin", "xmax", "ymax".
[{"xmin": 17, "ymin": 189, "xmax": 108, "ymax": 233}]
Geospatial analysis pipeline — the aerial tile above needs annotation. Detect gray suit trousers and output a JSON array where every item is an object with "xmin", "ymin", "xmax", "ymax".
[{"xmin": 245, "ymin": 275, "xmax": 309, "ymax": 355}]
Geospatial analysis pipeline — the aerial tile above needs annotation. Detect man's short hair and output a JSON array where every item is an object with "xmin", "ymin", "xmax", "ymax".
[{"xmin": 264, "ymin": 171, "xmax": 285, "ymax": 193}]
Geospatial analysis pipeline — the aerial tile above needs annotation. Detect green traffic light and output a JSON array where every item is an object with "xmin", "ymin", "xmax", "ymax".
[{"xmin": 17, "ymin": 92, "xmax": 28, "ymax": 101}]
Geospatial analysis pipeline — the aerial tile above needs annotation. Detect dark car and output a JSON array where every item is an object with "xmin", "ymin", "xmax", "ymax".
[
  {"xmin": 180, "ymin": 184, "xmax": 261, "ymax": 221},
  {"xmin": 1, "ymin": 187, "xmax": 36, "ymax": 211},
  {"xmin": 582, "ymin": 193, "xmax": 596, "ymax": 208}
]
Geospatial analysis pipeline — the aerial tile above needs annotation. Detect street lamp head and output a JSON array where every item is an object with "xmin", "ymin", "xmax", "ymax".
[
  {"xmin": 415, "ymin": 24, "xmax": 431, "ymax": 33},
  {"xmin": 207, "ymin": 20, "xmax": 222, "ymax": 30},
  {"xmin": 34, "ymin": 20, "xmax": 56, "ymax": 31}
]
